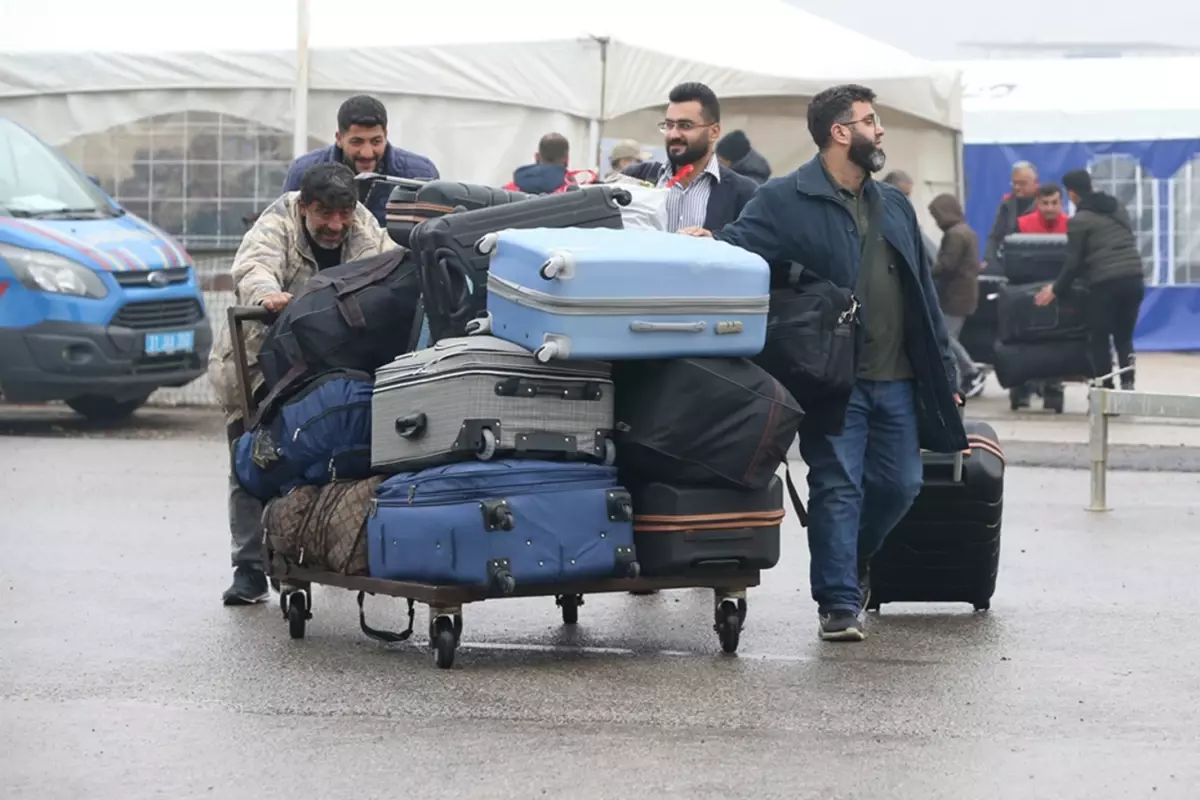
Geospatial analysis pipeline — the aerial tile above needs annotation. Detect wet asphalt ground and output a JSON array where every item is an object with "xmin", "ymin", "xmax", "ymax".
[{"xmin": 2, "ymin": 405, "xmax": 1200, "ymax": 799}]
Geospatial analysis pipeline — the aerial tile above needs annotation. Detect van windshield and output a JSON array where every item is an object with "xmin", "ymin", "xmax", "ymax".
[{"xmin": 0, "ymin": 118, "xmax": 114, "ymax": 219}]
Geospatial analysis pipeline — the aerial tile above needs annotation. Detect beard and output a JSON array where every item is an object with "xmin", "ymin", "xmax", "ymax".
[
  {"xmin": 666, "ymin": 137, "xmax": 709, "ymax": 168},
  {"xmin": 848, "ymin": 131, "xmax": 886, "ymax": 174}
]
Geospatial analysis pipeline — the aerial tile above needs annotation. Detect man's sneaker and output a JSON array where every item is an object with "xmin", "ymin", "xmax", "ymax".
[
  {"xmin": 819, "ymin": 610, "xmax": 866, "ymax": 642},
  {"xmin": 222, "ymin": 565, "xmax": 270, "ymax": 606},
  {"xmin": 964, "ymin": 368, "xmax": 988, "ymax": 399}
]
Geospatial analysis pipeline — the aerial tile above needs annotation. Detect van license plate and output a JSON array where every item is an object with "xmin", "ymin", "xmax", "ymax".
[{"xmin": 144, "ymin": 331, "xmax": 195, "ymax": 355}]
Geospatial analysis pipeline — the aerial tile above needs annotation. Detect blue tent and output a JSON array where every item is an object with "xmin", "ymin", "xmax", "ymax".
[{"xmin": 960, "ymin": 57, "xmax": 1200, "ymax": 351}]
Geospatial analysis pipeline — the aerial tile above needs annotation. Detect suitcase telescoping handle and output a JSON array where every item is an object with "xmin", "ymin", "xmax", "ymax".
[
  {"xmin": 227, "ymin": 305, "xmax": 276, "ymax": 424},
  {"xmin": 353, "ymin": 172, "xmax": 429, "ymax": 190}
]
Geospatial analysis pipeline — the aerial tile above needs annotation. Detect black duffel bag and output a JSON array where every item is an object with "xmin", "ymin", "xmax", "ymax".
[
  {"xmin": 612, "ymin": 358, "xmax": 803, "ymax": 492},
  {"xmin": 997, "ymin": 281, "xmax": 1088, "ymax": 344},
  {"xmin": 992, "ymin": 338, "xmax": 1094, "ymax": 388},
  {"xmin": 752, "ymin": 271, "xmax": 858, "ymax": 410},
  {"xmin": 258, "ymin": 249, "xmax": 421, "ymax": 407}
]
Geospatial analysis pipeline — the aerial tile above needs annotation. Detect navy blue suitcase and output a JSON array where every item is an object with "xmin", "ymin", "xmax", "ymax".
[{"xmin": 366, "ymin": 460, "xmax": 639, "ymax": 591}]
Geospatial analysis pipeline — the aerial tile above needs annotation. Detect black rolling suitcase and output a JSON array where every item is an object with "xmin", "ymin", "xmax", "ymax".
[
  {"xmin": 997, "ymin": 282, "xmax": 1088, "ymax": 343},
  {"xmin": 959, "ymin": 275, "xmax": 1006, "ymax": 365},
  {"xmin": 993, "ymin": 338, "xmax": 1093, "ymax": 388},
  {"xmin": 867, "ymin": 419, "xmax": 1004, "ymax": 612},
  {"xmin": 1000, "ymin": 233, "xmax": 1068, "ymax": 285},
  {"xmin": 628, "ymin": 477, "xmax": 784, "ymax": 576},
  {"xmin": 385, "ymin": 181, "xmax": 530, "ymax": 247},
  {"xmin": 409, "ymin": 185, "xmax": 631, "ymax": 343}
]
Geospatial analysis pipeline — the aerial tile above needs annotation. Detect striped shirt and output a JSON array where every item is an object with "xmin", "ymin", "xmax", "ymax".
[{"xmin": 656, "ymin": 156, "xmax": 722, "ymax": 232}]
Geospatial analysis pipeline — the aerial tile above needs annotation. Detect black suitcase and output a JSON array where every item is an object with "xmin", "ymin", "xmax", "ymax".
[
  {"xmin": 992, "ymin": 338, "xmax": 1094, "ymax": 388},
  {"xmin": 959, "ymin": 275, "xmax": 1006, "ymax": 364},
  {"xmin": 629, "ymin": 477, "xmax": 784, "ymax": 576},
  {"xmin": 612, "ymin": 358, "xmax": 803, "ymax": 492},
  {"xmin": 257, "ymin": 249, "xmax": 421, "ymax": 404},
  {"xmin": 1000, "ymin": 233, "xmax": 1068, "ymax": 285},
  {"xmin": 385, "ymin": 181, "xmax": 529, "ymax": 247},
  {"xmin": 409, "ymin": 185, "xmax": 630, "ymax": 343},
  {"xmin": 998, "ymin": 282, "xmax": 1087, "ymax": 343},
  {"xmin": 867, "ymin": 420, "xmax": 1004, "ymax": 612}
]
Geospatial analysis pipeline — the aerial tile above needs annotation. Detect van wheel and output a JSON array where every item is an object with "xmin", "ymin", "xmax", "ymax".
[{"xmin": 66, "ymin": 394, "xmax": 150, "ymax": 422}]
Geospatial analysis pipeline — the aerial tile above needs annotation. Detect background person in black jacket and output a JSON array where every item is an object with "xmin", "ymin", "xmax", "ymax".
[
  {"xmin": 715, "ymin": 130, "xmax": 772, "ymax": 184},
  {"xmin": 623, "ymin": 82, "xmax": 759, "ymax": 232},
  {"xmin": 1035, "ymin": 169, "xmax": 1146, "ymax": 389},
  {"xmin": 983, "ymin": 161, "xmax": 1039, "ymax": 271}
]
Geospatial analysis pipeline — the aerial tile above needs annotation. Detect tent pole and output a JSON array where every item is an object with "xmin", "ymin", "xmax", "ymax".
[
  {"xmin": 592, "ymin": 36, "xmax": 610, "ymax": 169},
  {"xmin": 293, "ymin": 0, "xmax": 311, "ymax": 159}
]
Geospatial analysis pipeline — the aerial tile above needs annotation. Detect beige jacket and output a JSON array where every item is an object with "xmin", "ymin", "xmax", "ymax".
[{"xmin": 207, "ymin": 192, "xmax": 398, "ymax": 419}]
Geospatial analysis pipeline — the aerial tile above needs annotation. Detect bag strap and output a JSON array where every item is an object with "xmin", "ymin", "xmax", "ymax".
[
  {"xmin": 783, "ymin": 463, "xmax": 809, "ymax": 528},
  {"xmin": 249, "ymin": 361, "xmax": 307, "ymax": 429},
  {"xmin": 356, "ymin": 592, "xmax": 416, "ymax": 643}
]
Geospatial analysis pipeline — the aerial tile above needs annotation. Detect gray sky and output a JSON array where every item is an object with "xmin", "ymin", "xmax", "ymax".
[{"xmin": 785, "ymin": 0, "xmax": 1200, "ymax": 59}]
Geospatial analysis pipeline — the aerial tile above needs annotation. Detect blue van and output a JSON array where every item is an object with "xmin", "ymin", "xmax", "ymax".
[{"xmin": 0, "ymin": 117, "xmax": 212, "ymax": 421}]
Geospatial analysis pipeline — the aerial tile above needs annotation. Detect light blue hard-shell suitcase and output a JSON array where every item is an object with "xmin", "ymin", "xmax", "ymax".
[{"xmin": 468, "ymin": 227, "xmax": 770, "ymax": 363}]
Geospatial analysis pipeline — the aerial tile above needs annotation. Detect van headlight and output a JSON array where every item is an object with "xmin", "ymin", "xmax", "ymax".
[{"xmin": 0, "ymin": 243, "xmax": 109, "ymax": 299}]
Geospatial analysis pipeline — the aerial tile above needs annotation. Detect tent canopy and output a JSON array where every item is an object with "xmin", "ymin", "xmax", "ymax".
[
  {"xmin": 958, "ymin": 57, "xmax": 1200, "ymax": 144},
  {"xmin": 0, "ymin": 0, "xmax": 961, "ymax": 132}
]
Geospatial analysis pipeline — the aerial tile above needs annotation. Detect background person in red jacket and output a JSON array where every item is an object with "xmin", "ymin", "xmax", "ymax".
[{"xmin": 1017, "ymin": 183, "xmax": 1069, "ymax": 234}]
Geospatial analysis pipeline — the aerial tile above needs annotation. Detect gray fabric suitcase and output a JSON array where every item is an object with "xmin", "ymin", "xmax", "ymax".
[{"xmin": 370, "ymin": 335, "xmax": 615, "ymax": 472}]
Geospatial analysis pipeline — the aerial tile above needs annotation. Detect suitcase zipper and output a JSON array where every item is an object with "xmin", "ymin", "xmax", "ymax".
[
  {"xmin": 292, "ymin": 401, "xmax": 372, "ymax": 442},
  {"xmin": 488, "ymin": 273, "xmax": 769, "ymax": 316},
  {"xmin": 379, "ymin": 471, "xmax": 614, "ymax": 506}
]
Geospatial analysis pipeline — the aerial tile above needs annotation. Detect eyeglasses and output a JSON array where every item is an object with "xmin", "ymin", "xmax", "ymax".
[
  {"xmin": 838, "ymin": 113, "xmax": 882, "ymax": 129},
  {"xmin": 657, "ymin": 120, "xmax": 713, "ymax": 133}
]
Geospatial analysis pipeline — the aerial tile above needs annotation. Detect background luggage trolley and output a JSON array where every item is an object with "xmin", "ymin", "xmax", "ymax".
[{"xmin": 229, "ymin": 306, "xmax": 765, "ymax": 669}]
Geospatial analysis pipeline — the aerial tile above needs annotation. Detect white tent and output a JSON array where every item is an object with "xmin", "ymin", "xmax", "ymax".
[{"xmin": 0, "ymin": 0, "xmax": 962, "ymax": 234}]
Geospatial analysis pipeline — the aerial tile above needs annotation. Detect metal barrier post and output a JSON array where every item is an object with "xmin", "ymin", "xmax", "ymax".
[{"xmin": 1087, "ymin": 386, "xmax": 1110, "ymax": 512}]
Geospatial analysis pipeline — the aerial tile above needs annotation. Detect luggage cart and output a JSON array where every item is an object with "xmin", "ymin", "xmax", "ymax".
[{"xmin": 228, "ymin": 305, "xmax": 760, "ymax": 668}]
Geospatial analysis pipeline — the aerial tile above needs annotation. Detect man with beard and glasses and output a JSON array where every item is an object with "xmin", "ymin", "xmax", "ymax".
[
  {"xmin": 622, "ymin": 82, "xmax": 759, "ymax": 233},
  {"xmin": 209, "ymin": 162, "xmax": 397, "ymax": 606},
  {"xmin": 283, "ymin": 95, "xmax": 439, "ymax": 227},
  {"xmin": 681, "ymin": 84, "xmax": 966, "ymax": 642}
]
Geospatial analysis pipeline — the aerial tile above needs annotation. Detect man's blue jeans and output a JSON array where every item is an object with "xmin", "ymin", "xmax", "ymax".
[{"xmin": 797, "ymin": 379, "xmax": 924, "ymax": 614}]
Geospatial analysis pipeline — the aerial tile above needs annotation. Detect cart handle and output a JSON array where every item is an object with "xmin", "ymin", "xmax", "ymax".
[
  {"xmin": 227, "ymin": 305, "xmax": 276, "ymax": 424},
  {"xmin": 354, "ymin": 172, "xmax": 429, "ymax": 189}
]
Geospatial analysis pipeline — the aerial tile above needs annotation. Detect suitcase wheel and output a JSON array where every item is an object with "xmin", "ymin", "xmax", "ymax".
[
  {"xmin": 973, "ymin": 599, "xmax": 991, "ymax": 612},
  {"xmin": 713, "ymin": 598, "xmax": 745, "ymax": 654},
  {"xmin": 533, "ymin": 342, "xmax": 560, "ymax": 363},
  {"xmin": 475, "ymin": 232, "xmax": 499, "ymax": 256},
  {"xmin": 476, "ymin": 428, "xmax": 497, "ymax": 460},
  {"xmin": 602, "ymin": 437, "xmax": 617, "ymax": 466}
]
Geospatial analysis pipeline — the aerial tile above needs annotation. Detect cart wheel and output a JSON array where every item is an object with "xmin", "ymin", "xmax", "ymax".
[
  {"xmin": 973, "ymin": 599, "xmax": 991, "ymax": 612},
  {"xmin": 558, "ymin": 594, "xmax": 581, "ymax": 625},
  {"xmin": 287, "ymin": 592, "xmax": 309, "ymax": 640},
  {"xmin": 431, "ymin": 617, "xmax": 457, "ymax": 669},
  {"xmin": 476, "ymin": 428, "xmax": 497, "ymax": 461},
  {"xmin": 1043, "ymin": 393, "xmax": 1064, "ymax": 414},
  {"xmin": 602, "ymin": 437, "xmax": 617, "ymax": 466},
  {"xmin": 714, "ymin": 600, "xmax": 741, "ymax": 654}
]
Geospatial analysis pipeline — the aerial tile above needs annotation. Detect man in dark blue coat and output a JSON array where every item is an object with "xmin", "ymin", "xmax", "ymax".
[
  {"xmin": 682, "ymin": 84, "xmax": 967, "ymax": 642},
  {"xmin": 283, "ymin": 95, "xmax": 439, "ymax": 227}
]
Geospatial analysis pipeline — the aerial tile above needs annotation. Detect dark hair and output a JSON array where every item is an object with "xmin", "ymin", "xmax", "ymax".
[
  {"xmin": 1062, "ymin": 169, "xmax": 1093, "ymax": 196},
  {"xmin": 337, "ymin": 95, "xmax": 388, "ymax": 132},
  {"xmin": 299, "ymin": 162, "xmax": 358, "ymax": 211},
  {"xmin": 668, "ymin": 82, "xmax": 721, "ymax": 123},
  {"xmin": 537, "ymin": 133, "xmax": 570, "ymax": 165},
  {"xmin": 807, "ymin": 84, "xmax": 877, "ymax": 150},
  {"xmin": 1037, "ymin": 183, "xmax": 1063, "ymax": 199},
  {"xmin": 883, "ymin": 170, "xmax": 912, "ymax": 187}
]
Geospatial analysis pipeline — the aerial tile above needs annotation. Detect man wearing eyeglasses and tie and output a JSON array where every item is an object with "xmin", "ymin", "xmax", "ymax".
[{"xmin": 622, "ymin": 82, "xmax": 759, "ymax": 233}]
